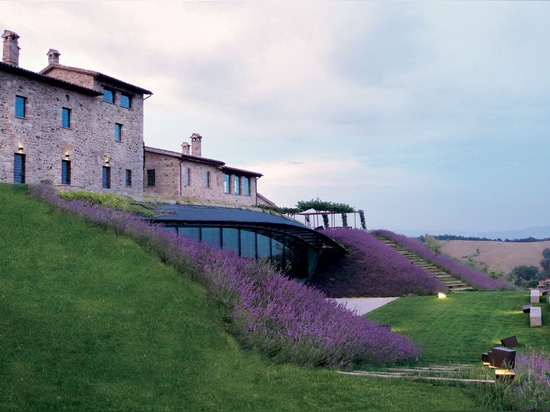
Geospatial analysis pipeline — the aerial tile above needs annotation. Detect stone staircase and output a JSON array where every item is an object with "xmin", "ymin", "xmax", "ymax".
[{"xmin": 376, "ymin": 237, "xmax": 475, "ymax": 292}]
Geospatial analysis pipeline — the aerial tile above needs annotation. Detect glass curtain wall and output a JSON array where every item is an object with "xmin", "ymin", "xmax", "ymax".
[{"xmin": 169, "ymin": 225, "xmax": 312, "ymax": 279}]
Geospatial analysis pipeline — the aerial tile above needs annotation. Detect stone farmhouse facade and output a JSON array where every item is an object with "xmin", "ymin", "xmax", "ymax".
[
  {"xmin": 0, "ymin": 30, "xmax": 151, "ymax": 195},
  {"xmin": 1, "ymin": 30, "xmax": 269, "ymax": 206},
  {"xmin": 144, "ymin": 134, "xmax": 263, "ymax": 207}
]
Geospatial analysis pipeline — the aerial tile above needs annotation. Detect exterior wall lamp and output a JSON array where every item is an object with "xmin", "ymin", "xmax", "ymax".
[
  {"xmin": 18, "ymin": 145, "xmax": 24, "ymax": 153},
  {"xmin": 104, "ymin": 156, "xmax": 110, "ymax": 166}
]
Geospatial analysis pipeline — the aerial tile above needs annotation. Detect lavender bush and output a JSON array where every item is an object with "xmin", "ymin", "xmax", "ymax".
[
  {"xmin": 311, "ymin": 229, "xmax": 443, "ymax": 297},
  {"xmin": 491, "ymin": 348, "xmax": 550, "ymax": 411},
  {"xmin": 28, "ymin": 185, "xmax": 419, "ymax": 367},
  {"xmin": 374, "ymin": 230, "xmax": 513, "ymax": 291}
]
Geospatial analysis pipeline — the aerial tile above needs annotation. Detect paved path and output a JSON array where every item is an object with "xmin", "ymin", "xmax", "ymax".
[{"xmin": 333, "ymin": 297, "xmax": 399, "ymax": 315}]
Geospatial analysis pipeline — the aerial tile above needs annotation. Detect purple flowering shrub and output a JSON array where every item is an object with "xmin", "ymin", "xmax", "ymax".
[
  {"xmin": 311, "ymin": 229, "xmax": 443, "ymax": 297},
  {"xmin": 28, "ymin": 185, "xmax": 419, "ymax": 366},
  {"xmin": 373, "ymin": 230, "xmax": 513, "ymax": 291},
  {"xmin": 497, "ymin": 348, "xmax": 550, "ymax": 411}
]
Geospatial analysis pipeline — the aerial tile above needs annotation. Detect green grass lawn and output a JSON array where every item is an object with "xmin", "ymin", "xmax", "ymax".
[
  {"xmin": 366, "ymin": 291, "xmax": 550, "ymax": 364},
  {"xmin": 0, "ymin": 184, "xmax": 484, "ymax": 410}
]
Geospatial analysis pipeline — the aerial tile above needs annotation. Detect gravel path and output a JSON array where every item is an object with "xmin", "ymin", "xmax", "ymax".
[{"xmin": 332, "ymin": 297, "xmax": 399, "ymax": 315}]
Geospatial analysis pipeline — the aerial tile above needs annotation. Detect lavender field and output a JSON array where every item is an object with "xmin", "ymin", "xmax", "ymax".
[
  {"xmin": 311, "ymin": 228, "xmax": 443, "ymax": 297},
  {"xmin": 373, "ymin": 230, "xmax": 513, "ymax": 291},
  {"xmin": 29, "ymin": 186, "xmax": 419, "ymax": 367}
]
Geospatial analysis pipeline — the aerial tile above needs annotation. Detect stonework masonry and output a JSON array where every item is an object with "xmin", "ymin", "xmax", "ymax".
[
  {"xmin": 144, "ymin": 146, "xmax": 261, "ymax": 206},
  {"xmin": 0, "ymin": 68, "xmax": 146, "ymax": 194},
  {"xmin": 0, "ymin": 30, "xmax": 151, "ymax": 195},
  {"xmin": 1, "ymin": 30, "xmax": 270, "ymax": 207}
]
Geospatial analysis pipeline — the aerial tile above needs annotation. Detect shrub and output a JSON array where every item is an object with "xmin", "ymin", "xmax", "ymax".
[
  {"xmin": 311, "ymin": 229, "xmax": 443, "ymax": 297},
  {"xmin": 477, "ymin": 348, "xmax": 550, "ymax": 411},
  {"xmin": 373, "ymin": 230, "xmax": 513, "ymax": 291},
  {"xmin": 58, "ymin": 190, "xmax": 156, "ymax": 217},
  {"xmin": 28, "ymin": 185, "xmax": 420, "ymax": 367}
]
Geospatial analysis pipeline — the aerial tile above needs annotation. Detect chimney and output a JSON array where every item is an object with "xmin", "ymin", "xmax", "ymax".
[
  {"xmin": 190, "ymin": 133, "xmax": 202, "ymax": 157},
  {"xmin": 2, "ymin": 30, "xmax": 20, "ymax": 66},
  {"xmin": 47, "ymin": 48, "xmax": 60, "ymax": 65},
  {"xmin": 181, "ymin": 141, "xmax": 190, "ymax": 155}
]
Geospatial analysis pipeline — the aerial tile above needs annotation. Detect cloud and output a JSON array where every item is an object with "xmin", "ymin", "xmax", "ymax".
[{"xmin": 3, "ymin": 1, "xmax": 550, "ymax": 234}]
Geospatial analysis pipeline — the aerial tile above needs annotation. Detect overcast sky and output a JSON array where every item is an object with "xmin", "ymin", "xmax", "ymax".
[{"xmin": 3, "ymin": 1, "xmax": 550, "ymax": 236}]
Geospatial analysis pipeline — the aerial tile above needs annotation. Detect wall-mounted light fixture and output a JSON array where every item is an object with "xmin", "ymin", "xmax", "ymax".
[
  {"xmin": 104, "ymin": 156, "xmax": 110, "ymax": 166},
  {"xmin": 18, "ymin": 144, "xmax": 24, "ymax": 153},
  {"xmin": 65, "ymin": 152, "xmax": 70, "ymax": 160}
]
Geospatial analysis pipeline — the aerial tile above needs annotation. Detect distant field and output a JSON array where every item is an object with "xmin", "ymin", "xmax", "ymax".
[{"xmin": 441, "ymin": 240, "xmax": 550, "ymax": 274}]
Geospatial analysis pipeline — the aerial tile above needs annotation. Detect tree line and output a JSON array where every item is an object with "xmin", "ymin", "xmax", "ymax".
[
  {"xmin": 424, "ymin": 235, "xmax": 550, "ymax": 242},
  {"xmin": 510, "ymin": 248, "xmax": 550, "ymax": 288}
]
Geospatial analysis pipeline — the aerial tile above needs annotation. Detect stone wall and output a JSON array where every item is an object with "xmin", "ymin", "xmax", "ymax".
[
  {"xmin": 0, "ymin": 70, "xmax": 144, "ymax": 194},
  {"xmin": 41, "ymin": 66, "xmax": 96, "ymax": 90},
  {"xmin": 144, "ymin": 150, "xmax": 259, "ymax": 206}
]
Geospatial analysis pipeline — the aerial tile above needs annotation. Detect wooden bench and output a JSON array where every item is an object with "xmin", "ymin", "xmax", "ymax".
[{"xmin": 530, "ymin": 306, "xmax": 542, "ymax": 327}]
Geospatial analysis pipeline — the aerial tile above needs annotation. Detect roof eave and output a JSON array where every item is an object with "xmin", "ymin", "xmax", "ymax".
[
  {"xmin": 0, "ymin": 62, "xmax": 101, "ymax": 96},
  {"xmin": 40, "ymin": 64, "xmax": 152, "ymax": 96}
]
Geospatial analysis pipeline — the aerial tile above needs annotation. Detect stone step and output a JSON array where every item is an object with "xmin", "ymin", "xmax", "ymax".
[{"xmin": 375, "ymin": 233, "xmax": 475, "ymax": 291}]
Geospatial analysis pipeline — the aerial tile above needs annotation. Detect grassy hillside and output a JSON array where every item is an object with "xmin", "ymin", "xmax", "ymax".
[
  {"xmin": 367, "ymin": 292, "xmax": 550, "ymax": 363},
  {"xmin": 442, "ymin": 240, "xmax": 550, "ymax": 274},
  {"xmin": 0, "ymin": 184, "xmax": 481, "ymax": 411}
]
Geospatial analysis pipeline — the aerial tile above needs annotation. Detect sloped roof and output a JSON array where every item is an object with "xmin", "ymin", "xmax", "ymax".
[
  {"xmin": 144, "ymin": 146, "xmax": 262, "ymax": 177},
  {"xmin": 149, "ymin": 203, "xmax": 344, "ymax": 252},
  {"xmin": 0, "ymin": 61, "xmax": 101, "ymax": 96},
  {"xmin": 145, "ymin": 146, "xmax": 225, "ymax": 166},
  {"xmin": 40, "ymin": 63, "xmax": 152, "ymax": 95},
  {"xmin": 221, "ymin": 165, "xmax": 263, "ymax": 178}
]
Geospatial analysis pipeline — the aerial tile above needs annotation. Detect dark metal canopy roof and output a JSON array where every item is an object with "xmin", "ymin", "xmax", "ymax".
[{"xmin": 149, "ymin": 204, "xmax": 344, "ymax": 252}]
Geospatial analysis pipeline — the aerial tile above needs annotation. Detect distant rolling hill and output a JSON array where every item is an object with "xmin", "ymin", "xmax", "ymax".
[
  {"xmin": 406, "ymin": 226, "xmax": 550, "ymax": 240},
  {"xmin": 441, "ymin": 240, "xmax": 550, "ymax": 274}
]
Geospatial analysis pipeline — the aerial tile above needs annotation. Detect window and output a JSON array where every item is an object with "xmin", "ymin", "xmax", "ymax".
[
  {"xmin": 234, "ymin": 176, "xmax": 241, "ymax": 195},
  {"xmin": 224, "ymin": 174, "xmax": 230, "ymax": 193},
  {"xmin": 243, "ymin": 177, "xmax": 250, "ymax": 196},
  {"xmin": 62, "ymin": 107, "xmax": 71, "ymax": 128},
  {"xmin": 222, "ymin": 228, "xmax": 240, "ymax": 253},
  {"xmin": 201, "ymin": 227, "xmax": 221, "ymax": 248},
  {"xmin": 61, "ymin": 160, "xmax": 71, "ymax": 185},
  {"xmin": 13, "ymin": 153, "xmax": 25, "ymax": 183},
  {"xmin": 103, "ymin": 88, "xmax": 114, "ymax": 103},
  {"xmin": 205, "ymin": 171, "xmax": 210, "ymax": 188},
  {"xmin": 125, "ymin": 169, "xmax": 132, "ymax": 187},
  {"xmin": 102, "ymin": 166, "xmax": 111, "ymax": 189},
  {"xmin": 146, "ymin": 169, "xmax": 156, "ymax": 187},
  {"xmin": 115, "ymin": 123, "xmax": 122, "ymax": 142},
  {"xmin": 15, "ymin": 95, "xmax": 26, "ymax": 118},
  {"xmin": 184, "ymin": 167, "xmax": 190, "ymax": 187},
  {"xmin": 120, "ymin": 93, "xmax": 132, "ymax": 109}
]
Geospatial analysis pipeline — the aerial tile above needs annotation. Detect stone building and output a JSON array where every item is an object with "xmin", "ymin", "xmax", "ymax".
[
  {"xmin": 144, "ymin": 134, "xmax": 265, "ymax": 206},
  {"xmin": 0, "ymin": 30, "xmax": 152, "ymax": 194},
  {"xmin": 0, "ymin": 29, "xmax": 273, "ymax": 207}
]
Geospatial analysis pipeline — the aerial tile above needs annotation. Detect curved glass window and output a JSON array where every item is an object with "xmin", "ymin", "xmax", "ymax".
[
  {"xmin": 241, "ymin": 230, "xmax": 256, "ymax": 258},
  {"xmin": 178, "ymin": 226, "xmax": 200, "ymax": 241},
  {"xmin": 222, "ymin": 228, "xmax": 239, "ymax": 253},
  {"xmin": 160, "ymin": 224, "xmax": 318, "ymax": 280},
  {"xmin": 201, "ymin": 227, "xmax": 221, "ymax": 248},
  {"xmin": 257, "ymin": 233, "xmax": 271, "ymax": 259}
]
